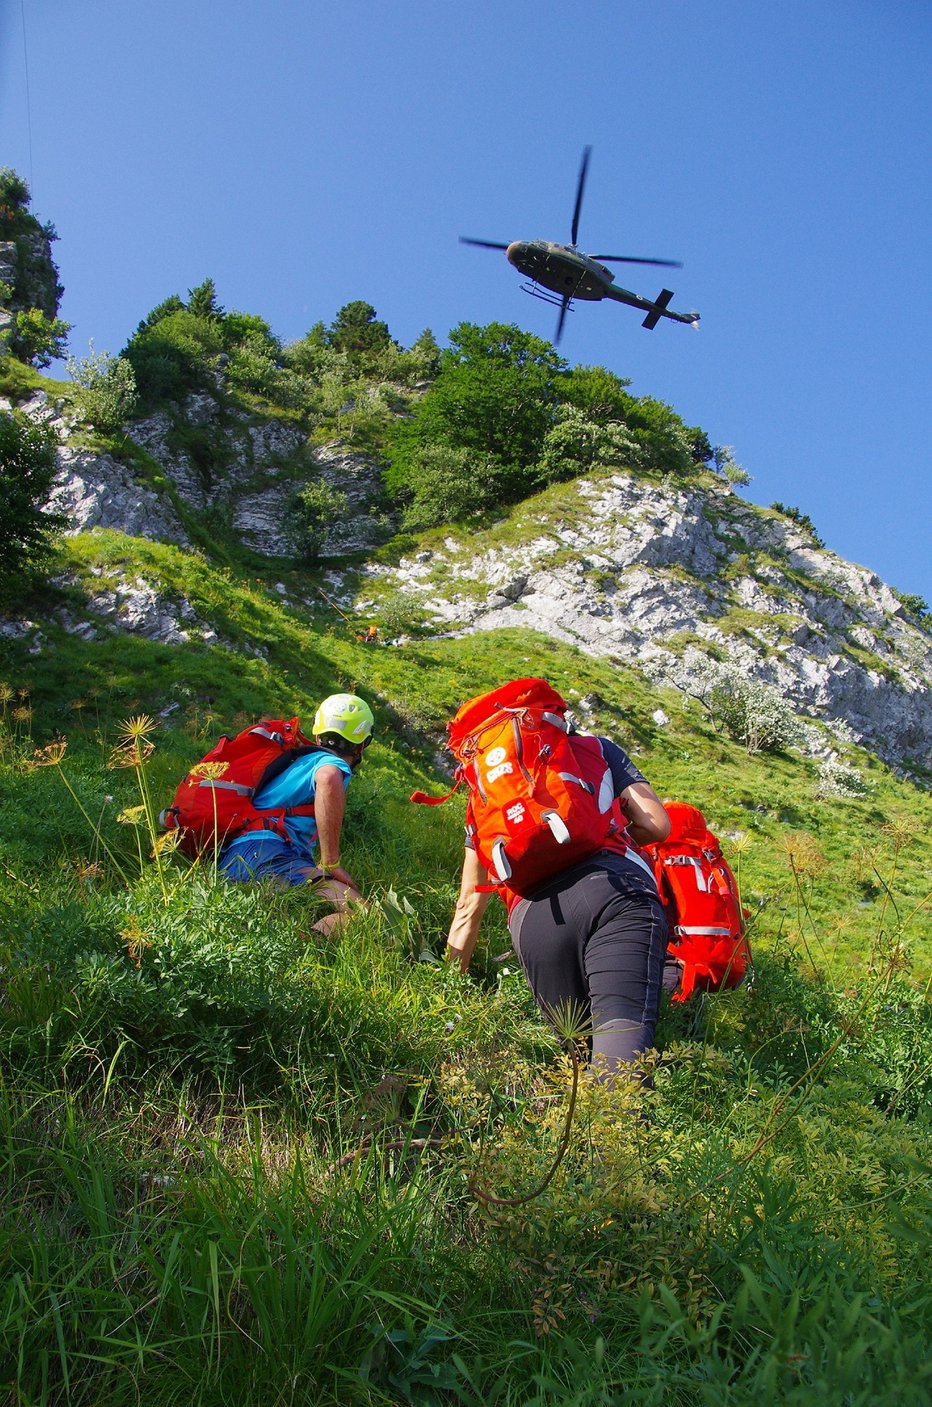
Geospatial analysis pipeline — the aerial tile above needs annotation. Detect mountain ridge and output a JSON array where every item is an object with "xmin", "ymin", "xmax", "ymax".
[{"xmin": 4, "ymin": 373, "xmax": 925, "ymax": 781}]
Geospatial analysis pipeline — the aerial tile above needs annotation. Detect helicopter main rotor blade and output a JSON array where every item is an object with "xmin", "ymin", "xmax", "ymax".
[
  {"xmin": 554, "ymin": 294, "xmax": 571, "ymax": 346},
  {"xmin": 593, "ymin": 254, "xmax": 683, "ymax": 267},
  {"xmin": 570, "ymin": 145, "xmax": 591, "ymax": 247},
  {"xmin": 460, "ymin": 237, "xmax": 510, "ymax": 250}
]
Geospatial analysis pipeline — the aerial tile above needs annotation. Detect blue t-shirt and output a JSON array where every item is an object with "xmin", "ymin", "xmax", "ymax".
[{"xmin": 221, "ymin": 750, "xmax": 352, "ymax": 861}]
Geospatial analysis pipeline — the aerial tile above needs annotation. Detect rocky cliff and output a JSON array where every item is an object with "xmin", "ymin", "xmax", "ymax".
[
  {"xmin": 3, "ymin": 381, "xmax": 930, "ymax": 779},
  {"xmin": 362, "ymin": 477, "xmax": 931, "ymax": 776}
]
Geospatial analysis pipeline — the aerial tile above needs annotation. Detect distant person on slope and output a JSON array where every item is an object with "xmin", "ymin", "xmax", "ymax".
[{"xmin": 219, "ymin": 693, "xmax": 373, "ymax": 934}]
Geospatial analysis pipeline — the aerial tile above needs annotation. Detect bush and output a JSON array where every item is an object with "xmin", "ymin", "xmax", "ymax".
[
  {"xmin": 0, "ymin": 410, "xmax": 64, "ymax": 601},
  {"xmin": 537, "ymin": 405, "xmax": 641, "ymax": 484},
  {"xmin": 399, "ymin": 444, "xmax": 503, "ymax": 530},
  {"xmin": 817, "ymin": 755, "xmax": 870, "ymax": 799},
  {"xmin": 12, "ymin": 308, "xmax": 70, "ymax": 367},
  {"xmin": 675, "ymin": 648, "xmax": 805, "ymax": 754},
  {"xmin": 771, "ymin": 501, "xmax": 825, "ymax": 547},
  {"xmin": 123, "ymin": 307, "xmax": 223, "ymax": 406},
  {"xmin": 290, "ymin": 478, "xmax": 351, "ymax": 559},
  {"xmin": 67, "ymin": 344, "xmax": 138, "ymax": 433}
]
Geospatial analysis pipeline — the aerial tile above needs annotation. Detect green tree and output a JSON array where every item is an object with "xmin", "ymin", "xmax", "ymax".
[
  {"xmin": 562, "ymin": 364, "xmax": 634, "ymax": 422},
  {"xmin": 712, "ymin": 444, "xmax": 752, "ymax": 488},
  {"xmin": 538, "ymin": 405, "xmax": 641, "ymax": 485},
  {"xmin": 407, "ymin": 327, "xmax": 441, "ymax": 381},
  {"xmin": 324, "ymin": 301, "xmax": 394, "ymax": 366},
  {"xmin": 0, "ymin": 168, "xmax": 70, "ymax": 366},
  {"xmin": 399, "ymin": 445, "xmax": 504, "ymax": 529},
  {"xmin": 0, "ymin": 411, "xmax": 64, "ymax": 602},
  {"xmin": 386, "ymin": 322, "xmax": 567, "ymax": 514},
  {"xmin": 187, "ymin": 277, "xmax": 224, "ymax": 322},
  {"xmin": 623, "ymin": 395, "xmax": 700, "ymax": 475},
  {"xmin": 122, "ymin": 294, "xmax": 226, "ymax": 407}
]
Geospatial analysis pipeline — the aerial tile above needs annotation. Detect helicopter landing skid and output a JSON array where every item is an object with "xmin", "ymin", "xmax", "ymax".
[{"xmin": 520, "ymin": 280, "xmax": 574, "ymax": 312}]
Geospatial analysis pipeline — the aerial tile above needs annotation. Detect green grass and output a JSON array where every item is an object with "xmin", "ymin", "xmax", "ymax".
[{"xmin": 0, "ymin": 522, "xmax": 930, "ymax": 1403}]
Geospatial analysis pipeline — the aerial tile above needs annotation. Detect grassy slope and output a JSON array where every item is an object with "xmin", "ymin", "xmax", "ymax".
[
  {"xmin": 12, "ymin": 531, "xmax": 931, "ymax": 979},
  {"xmin": 1, "ymin": 403, "xmax": 930, "ymax": 1399}
]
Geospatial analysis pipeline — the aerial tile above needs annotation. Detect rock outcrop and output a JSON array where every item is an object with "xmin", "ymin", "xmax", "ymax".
[
  {"xmin": 5, "ymin": 380, "xmax": 928, "ymax": 776},
  {"xmin": 365, "ymin": 474, "xmax": 931, "ymax": 773}
]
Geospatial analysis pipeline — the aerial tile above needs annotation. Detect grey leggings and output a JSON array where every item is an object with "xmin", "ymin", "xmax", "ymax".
[{"xmin": 509, "ymin": 858, "xmax": 668, "ymax": 1082}]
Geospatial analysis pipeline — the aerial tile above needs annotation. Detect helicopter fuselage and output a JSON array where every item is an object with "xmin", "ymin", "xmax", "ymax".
[
  {"xmin": 506, "ymin": 240, "xmax": 614, "ymax": 301},
  {"xmin": 506, "ymin": 238, "xmax": 699, "ymax": 327}
]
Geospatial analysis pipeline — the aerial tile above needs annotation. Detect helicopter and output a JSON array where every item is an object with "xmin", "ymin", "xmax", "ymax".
[{"xmin": 461, "ymin": 146, "xmax": 699, "ymax": 344}]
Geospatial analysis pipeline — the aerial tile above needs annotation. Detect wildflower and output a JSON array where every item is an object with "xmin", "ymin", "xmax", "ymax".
[
  {"xmin": 118, "ymin": 714, "xmax": 157, "ymax": 745},
  {"xmin": 116, "ymin": 804, "xmax": 147, "ymax": 826},
  {"xmin": 109, "ymin": 739, "xmax": 154, "ymax": 769},
  {"xmin": 30, "ymin": 739, "xmax": 67, "ymax": 767},
  {"xmin": 0, "ymin": 683, "xmax": 14, "ymax": 704},
  {"xmin": 121, "ymin": 916, "xmax": 151, "ymax": 969}
]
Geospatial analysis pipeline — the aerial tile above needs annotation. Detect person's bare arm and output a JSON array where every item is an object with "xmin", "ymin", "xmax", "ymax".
[
  {"xmin": 313, "ymin": 764, "xmax": 355, "ymax": 883},
  {"xmin": 621, "ymin": 781, "xmax": 670, "ymax": 846},
  {"xmin": 444, "ymin": 848, "xmax": 493, "ymax": 972}
]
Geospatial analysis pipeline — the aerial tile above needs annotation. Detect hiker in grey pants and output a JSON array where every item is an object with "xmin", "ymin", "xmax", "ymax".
[{"xmin": 445, "ymin": 736, "xmax": 670, "ymax": 1084}]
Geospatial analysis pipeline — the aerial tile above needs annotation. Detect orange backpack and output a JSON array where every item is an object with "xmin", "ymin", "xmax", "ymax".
[
  {"xmin": 412, "ymin": 678, "xmax": 648, "ymax": 897},
  {"xmin": 643, "ymin": 801, "xmax": 751, "ymax": 1002},
  {"xmin": 160, "ymin": 717, "xmax": 318, "ymax": 858}
]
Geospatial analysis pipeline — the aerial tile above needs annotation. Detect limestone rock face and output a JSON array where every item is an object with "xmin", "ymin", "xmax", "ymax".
[
  {"xmin": 8, "ymin": 378, "xmax": 928, "ymax": 776},
  {"xmin": 47, "ymin": 394, "xmax": 388, "ymax": 558},
  {"xmin": 369, "ymin": 472, "xmax": 931, "ymax": 774},
  {"xmin": 48, "ymin": 441, "xmax": 189, "ymax": 545}
]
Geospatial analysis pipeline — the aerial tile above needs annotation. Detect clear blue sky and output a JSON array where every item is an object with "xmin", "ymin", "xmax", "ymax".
[{"xmin": 2, "ymin": 0, "xmax": 930, "ymax": 601}]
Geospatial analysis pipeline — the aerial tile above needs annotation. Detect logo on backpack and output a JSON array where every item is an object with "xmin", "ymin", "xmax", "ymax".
[
  {"xmin": 643, "ymin": 801, "xmax": 752, "ymax": 1002},
  {"xmin": 160, "ymin": 717, "xmax": 318, "ymax": 858},
  {"xmin": 411, "ymin": 678, "xmax": 647, "ymax": 898}
]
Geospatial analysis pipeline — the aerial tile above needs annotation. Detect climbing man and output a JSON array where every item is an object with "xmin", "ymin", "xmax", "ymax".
[{"xmin": 219, "ymin": 693, "xmax": 374, "ymax": 934}]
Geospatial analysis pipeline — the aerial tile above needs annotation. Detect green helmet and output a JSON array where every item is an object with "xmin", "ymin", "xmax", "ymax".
[{"xmin": 313, "ymin": 693, "xmax": 374, "ymax": 746}]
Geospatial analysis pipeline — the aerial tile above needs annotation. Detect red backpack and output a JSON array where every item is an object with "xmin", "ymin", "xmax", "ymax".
[
  {"xmin": 160, "ymin": 717, "xmax": 319, "ymax": 858},
  {"xmin": 412, "ymin": 678, "xmax": 649, "ymax": 898},
  {"xmin": 643, "ymin": 801, "xmax": 751, "ymax": 1002}
]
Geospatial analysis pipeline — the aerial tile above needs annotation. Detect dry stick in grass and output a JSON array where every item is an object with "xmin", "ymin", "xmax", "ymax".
[
  {"xmin": 326, "ymin": 1050, "xmax": 583, "ymax": 1208},
  {"xmin": 469, "ymin": 1046, "xmax": 582, "ymax": 1209},
  {"xmin": 328, "ymin": 1135, "xmax": 445, "ymax": 1174}
]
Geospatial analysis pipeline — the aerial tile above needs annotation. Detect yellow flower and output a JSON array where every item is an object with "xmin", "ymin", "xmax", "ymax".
[
  {"xmin": 109, "ymin": 740, "xmax": 154, "ymax": 769},
  {"xmin": 188, "ymin": 760, "xmax": 228, "ymax": 781},
  {"xmin": 116, "ymin": 805, "xmax": 148, "ymax": 826},
  {"xmin": 118, "ymin": 714, "xmax": 157, "ymax": 745},
  {"xmin": 30, "ymin": 740, "xmax": 67, "ymax": 767}
]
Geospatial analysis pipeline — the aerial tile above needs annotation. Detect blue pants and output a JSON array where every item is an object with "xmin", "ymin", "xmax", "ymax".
[{"xmin": 218, "ymin": 834, "xmax": 325, "ymax": 887}]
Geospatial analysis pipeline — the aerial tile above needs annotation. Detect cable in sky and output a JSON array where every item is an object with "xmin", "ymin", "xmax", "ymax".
[{"xmin": 19, "ymin": 0, "xmax": 34, "ymax": 189}]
